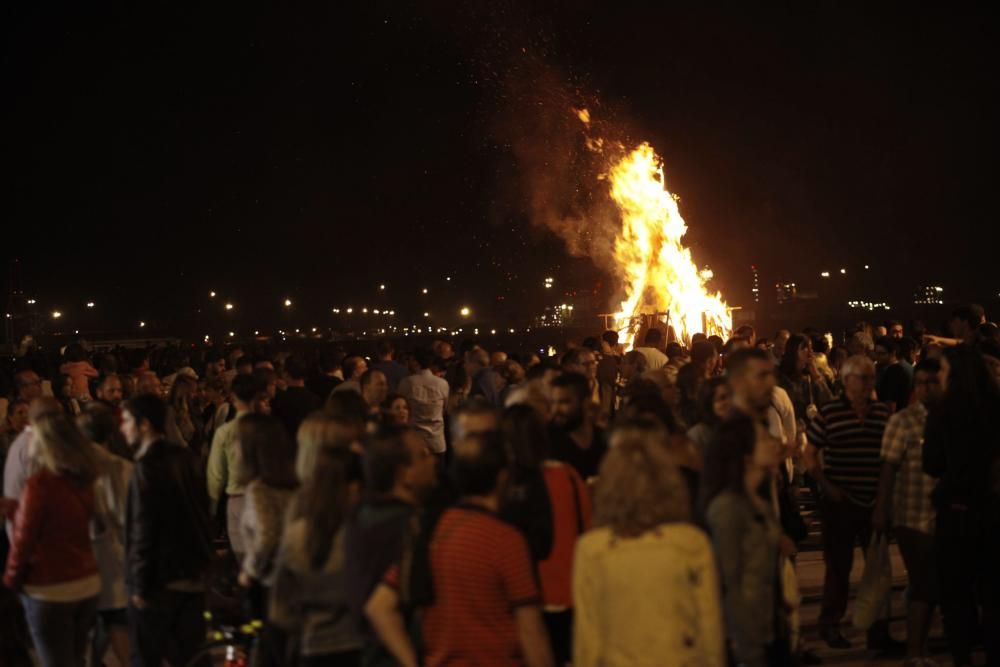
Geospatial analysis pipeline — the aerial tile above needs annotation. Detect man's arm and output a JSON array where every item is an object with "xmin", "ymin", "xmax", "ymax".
[
  {"xmin": 514, "ymin": 605, "xmax": 555, "ymax": 667},
  {"xmin": 205, "ymin": 426, "xmax": 227, "ymax": 515},
  {"xmin": 364, "ymin": 583, "xmax": 418, "ymax": 667},
  {"xmin": 804, "ymin": 442, "xmax": 845, "ymax": 502}
]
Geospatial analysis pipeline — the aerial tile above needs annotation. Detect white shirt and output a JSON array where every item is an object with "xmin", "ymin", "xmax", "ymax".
[
  {"xmin": 398, "ymin": 369, "xmax": 449, "ymax": 454},
  {"xmin": 634, "ymin": 346, "xmax": 669, "ymax": 371}
]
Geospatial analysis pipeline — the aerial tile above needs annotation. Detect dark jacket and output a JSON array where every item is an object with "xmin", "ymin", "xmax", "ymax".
[{"xmin": 125, "ymin": 439, "xmax": 212, "ymax": 598}]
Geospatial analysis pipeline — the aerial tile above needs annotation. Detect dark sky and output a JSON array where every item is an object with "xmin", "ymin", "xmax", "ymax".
[{"xmin": 4, "ymin": 3, "xmax": 998, "ymax": 333}]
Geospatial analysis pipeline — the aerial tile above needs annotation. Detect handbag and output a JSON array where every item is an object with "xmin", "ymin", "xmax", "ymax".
[{"xmin": 852, "ymin": 533, "xmax": 892, "ymax": 630}]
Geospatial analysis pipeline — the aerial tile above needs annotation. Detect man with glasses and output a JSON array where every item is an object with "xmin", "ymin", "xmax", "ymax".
[{"xmin": 805, "ymin": 355, "xmax": 899, "ymax": 654}]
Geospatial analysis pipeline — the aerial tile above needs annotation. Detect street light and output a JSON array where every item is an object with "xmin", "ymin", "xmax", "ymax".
[
  {"xmin": 460, "ymin": 307, "xmax": 471, "ymax": 317},
  {"xmin": 422, "ymin": 288, "xmax": 428, "ymax": 294},
  {"xmin": 284, "ymin": 298, "xmax": 292, "ymax": 307},
  {"xmin": 52, "ymin": 311, "xmax": 62, "ymax": 319},
  {"xmin": 139, "ymin": 321, "xmax": 145, "ymax": 328},
  {"xmin": 210, "ymin": 291, "xmax": 216, "ymax": 298},
  {"xmin": 840, "ymin": 268, "xmax": 847, "ymax": 275},
  {"xmin": 423, "ymin": 312, "xmax": 429, "ymax": 317},
  {"xmin": 820, "ymin": 271, "xmax": 830, "ymax": 278},
  {"xmin": 225, "ymin": 303, "xmax": 234, "ymax": 311},
  {"xmin": 86, "ymin": 302, "xmax": 95, "ymax": 308},
  {"xmin": 379, "ymin": 284, "xmax": 386, "ymax": 290}
]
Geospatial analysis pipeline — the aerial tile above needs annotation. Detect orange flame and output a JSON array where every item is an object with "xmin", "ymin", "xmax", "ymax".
[{"xmin": 607, "ymin": 142, "xmax": 731, "ymax": 347}]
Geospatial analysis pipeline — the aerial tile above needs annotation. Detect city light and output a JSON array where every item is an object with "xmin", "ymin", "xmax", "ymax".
[
  {"xmin": 52, "ymin": 311, "xmax": 62, "ymax": 319},
  {"xmin": 139, "ymin": 321, "xmax": 146, "ymax": 327},
  {"xmin": 423, "ymin": 312, "xmax": 429, "ymax": 317},
  {"xmin": 27, "ymin": 299, "xmax": 36, "ymax": 305},
  {"xmin": 422, "ymin": 288, "xmax": 428, "ymax": 294},
  {"xmin": 228, "ymin": 331, "xmax": 235, "ymax": 337},
  {"xmin": 379, "ymin": 284, "xmax": 386, "ymax": 290},
  {"xmin": 864, "ymin": 265, "xmax": 870, "ymax": 270},
  {"xmin": 362, "ymin": 308, "xmax": 368, "ymax": 314},
  {"xmin": 820, "ymin": 271, "xmax": 830, "ymax": 278},
  {"xmin": 210, "ymin": 291, "xmax": 216, "ymax": 298},
  {"xmin": 86, "ymin": 302, "xmax": 95, "ymax": 308},
  {"xmin": 840, "ymin": 268, "xmax": 847, "ymax": 275},
  {"xmin": 460, "ymin": 307, "xmax": 471, "ymax": 317},
  {"xmin": 544, "ymin": 277, "xmax": 554, "ymax": 289},
  {"xmin": 346, "ymin": 308, "xmax": 353, "ymax": 314},
  {"xmin": 284, "ymin": 298, "xmax": 292, "ymax": 307},
  {"xmin": 446, "ymin": 276, "xmax": 452, "ymax": 282},
  {"xmin": 332, "ymin": 308, "xmax": 340, "ymax": 313},
  {"xmin": 225, "ymin": 303, "xmax": 234, "ymax": 311}
]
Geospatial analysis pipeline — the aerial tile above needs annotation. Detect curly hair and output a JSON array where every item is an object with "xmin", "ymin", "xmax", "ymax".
[{"xmin": 594, "ymin": 420, "xmax": 690, "ymax": 537}]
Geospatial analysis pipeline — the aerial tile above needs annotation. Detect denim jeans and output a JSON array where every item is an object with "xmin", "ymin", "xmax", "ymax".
[{"xmin": 21, "ymin": 594, "xmax": 98, "ymax": 667}]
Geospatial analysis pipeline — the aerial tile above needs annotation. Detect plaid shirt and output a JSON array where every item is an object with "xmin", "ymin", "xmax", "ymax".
[{"xmin": 881, "ymin": 401, "xmax": 936, "ymax": 533}]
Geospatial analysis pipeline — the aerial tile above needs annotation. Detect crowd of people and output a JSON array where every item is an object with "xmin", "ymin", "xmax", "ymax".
[{"xmin": 0, "ymin": 303, "xmax": 999, "ymax": 667}]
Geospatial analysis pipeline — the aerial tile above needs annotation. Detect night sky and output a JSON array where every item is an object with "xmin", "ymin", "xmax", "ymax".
[{"xmin": 4, "ymin": 3, "xmax": 998, "ymax": 334}]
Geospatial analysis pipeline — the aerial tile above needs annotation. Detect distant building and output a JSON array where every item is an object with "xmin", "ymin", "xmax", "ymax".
[
  {"xmin": 775, "ymin": 282, "xmax": 798, "ymax": 305},
  {"xmin": 751, "ymin": 265, "xmax": 760, "ymax": 304},
  {"xmin": 914, "ymin": 285, "xmax": 944, "ymax": 305},
  {"xmin": 848, "ymin": 299, "xmax": 891, "ymax": 312}
]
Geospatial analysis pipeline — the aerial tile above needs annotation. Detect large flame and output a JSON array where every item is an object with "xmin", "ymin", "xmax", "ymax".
[{"xmin": 608, "ymin": 142, "xmax": 731, "ymax": 348}]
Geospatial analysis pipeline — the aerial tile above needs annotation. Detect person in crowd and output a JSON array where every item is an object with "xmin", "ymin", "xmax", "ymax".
[
  {"xmin": 777, "ymin": 334, "xmax": 835, "ymax": 424},
  {"xmin": 255, "ymin": 366, "xmax": 279, "ymax": 402},
  {"xmin": 702, "ymin": 415, "xmax": 790, "ymax": 667},
  {"xmin": 874, "ymin": 336, "xmax": 912, "ymax": 413},
  {"xmin": 296, "ymin": 412, "xmax": 365, "ymax": 484},
  {"xmin": 165, "ymin": 373, "xmax": 200, "ymax": 450},
  {"xmin": 923, "ymin": 345, "xmax": 1000, "ymax": 667},
  {"xmin": 121, "ymin": 393, "xmax": 213, "ymax": 667},
  {"xmin": 873, "ymin": 358, "xmax": 943, "ymax": 665},
  {"xmin": 805, "ymin": 355, "xmax": 898, "ymax": 652},
  {"xmin": 335, "ymin": 355, "xmax": 369, "ymax": 395},
  {"xmin": 77, "ymin": 401, "xmax": 133, "ymax": 667},
  {"xmin": 236, "ymin": 413, "xmax": 299, "ymax": 664},
  {"xmin": 55, "ymin": 372, "xmax": 82, "ymax": 416},
  {"xmin": 398, "ymin": 348, "xmax": 450, "ymax": 456},
  {"xmin": 366, "ymin": 431, "xmax": 554, "ymax": 667},
  {"xmin": 201, "ymin": 375, "xmax": 233, "ymax": 443},
  {"xmin": 204, "ymin": 350, "xmax": 227, "ymax": 382},
  {"xmin": 371, "ymin": 340, "xmax": 408, "ymax": 393},
  {"xmin": 3, "ymin": 398, "xmax": 63, "ymax": 538},
  {"xmin": 596, "ymin": 330, "xmax": 621, "ymax": 417},
  {"xmin": 466, "ymin": 348, "xmax": 504, "ymax": 408},
  {"xmin": 310, "ymin": 350, "xmax": 346, "ymax": 399},
  {"xmin": 888, "ymin": 321, "xmax": 905, "ymax": 339},
  {"xmin": 271, "ymin": 355, "xmax": 323, "ymax": 439},
  {"xmin": 573, "ymin": 420, "xmax": 724, "ymax": 667},
  {"xmin": 136, "ymin": 371, "xmax": 163, "ymax": 398},
  {"xmin": 13, "ymin": 369, "xmax": 44, "ymax": 404},
  {"xmin": 561, "ymin": 348, "xmax": 599, "ymax": 404},
  {"xmin": 207, "ymin": 374, "xmax": 271, "ymax": 563},
  {"xmin": 3, "ymin": 413, "xmax": 100, "ymax": 667},
  {"xmin": 501, "ymin": 404, "xmax": 591, "ymax": 664},
  {"xmin": 60, "ymin": 343, "xmax": 99, "ymax": 401},
  {"xmin": 360, "ymin": 369, "xmax": 390, "ymax": 418},
  {"xmin": 735, "ymin": 324, "xmax": 757, "ymax": 348},
  {"xmin": 633, "ymin": 328, "xmax": 668, "ymax": 370},
  {"xmin": 271, "ymin": 443, "xmax": 363, "ymax": 666},
  {"xmin": 380, "ymin": 394, "xmax": 410, "ymax": 426},
  {"xmin": 686, "ymin": 376, "xmax": 731, "ymax": 458},
  {"xmin": 96, "ymin": 373, "xmax": 125, "ymax": 408},
  {"xmin": 677, "ymin": 340, "xmax": 721, "ymax": 425},
  {"xmin": 498, "ymin": 359, "xmax": 527, "ymax": 404},
  {"xmin": 772, "ymin": 330, "xmax": 791, "ymax": 363},
  {"xmin": 548, "ymin": 372, "xmax": 608, "ymax": 481},
  {"xmin": 617, "ymin": 349, "xmax": 648, "ymax": 398},
  {"xmin": 947, "ymin": 304, "xmax": 987, "ymax": 345},
  {"xmin": 345, "ymin": 425, "xmax": 437, "ymax": 667},
  {"xmin": 0, "ymin": 399, "xmax": 29, "ymax": 456}
]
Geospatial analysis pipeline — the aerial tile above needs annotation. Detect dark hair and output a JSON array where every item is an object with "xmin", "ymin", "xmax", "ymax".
[
  {"xmin": 284, "ymin": 355, "xmax": 309, "ymax": 380},
  {"xmin": 236, "ymin": 356, "xmax": 253, "ymax": 371},
  {"xmin": 726, "ymin": 348, "xmax": 772, "ymax": 379},
  {"xmin": 450, "ymin": 430, "xmax": 509, "ymax": 496},
  {"xmin": 666, "ymin": 342, "xmax": 684, "ymax": 359},
  {"xmin": 319, "ymin": 349, "xmax": 346, "ymax": 373},
  {"xmin": 874, "ymin": 336, "xmax": 898, "ymax": 357},
  {"xmin": 699, "ymin": 414, "xmax": 757, "ymax": 512},
  {"xmin": 618, "ymin": 385, "xmax": 680, "ymax": 434},
  {"xmin": 64, "ymin": 343, "xmax": 87, "ymax": 363},
  {"xmin": 205, "ymin": 350, "xmax": 223, "ymax": 364},
  {"xmin": 360, "ymin": 368, "xmax": 384, "ymax": 389},
  {"xmin": 376, "ymin": 340, "xmax": 394, "ymax": 359},
  {"xmin": 601, "ymin": 330, "xmax": 619, "ymax": 347},
  {"xmin": 123, "ymin": 393, "xmax": 167, "ymax": 434},
  {"xmin": 342, "ymin": 355, "xmax": 366, "ymax": 379},
  {"xmin": 325, "ymin": 390, "xmax": 368, "ymax": 426},
  {"xmin": 77, "ymin": 401, "xmax": 117, "ymax": 445},
  {"xmin": 811, "ymin": 334, "xmax": 830, "ymax": 355},
  {"xmin": 951, "ymin": 304, "xmax": 985, "ymax": 328},
  {"xmin": 695, "ymin": 376, "xmax": 729, "ymax": 428},
  {"xmin": 365, "ymin": 424, "xmax": 416, "ymax": 496},
  {"xmin": 237, "ymin": 414, "xmax": 297, "ymax": 488},
  {"xmin": 501, "ymin": 403, "xmax": 549, "ymax": 471},
  {"xmin": 897, "ymin": 336, "xmax": 917, "ymax": 360},
  {"xmin": 778, "ymin": 334, "xmax": 809, "ymax": 378},
  {"xmin": 708, "ymin": 335, "xmax": 725, "ymax": 354},
  {"xmin": 580, "ymin": 337, "xmax": 600, "ymax": 354},
  {"xmin": 550, "ymin": 371, "xmax": 590, "ymax": 403},
  {"xmin": 691, "ymin": 340, "xmax": 717, "ymax": 367},
  {"xmin": 644, "ymin": 328, "xmax": 663, "ymax": 346},
  {"xmin": 914, "ymin": 358, "xmax": 941, "ymax": 375},
  {"xmin": 723, "ymin": 336, "xmax": 750, "ymax": 355},
  {"xmin": 735, "ymin": 324, "xmax": 755, "ymax": 339},
  {"xmin": 413, "ymin": 347, "xmax": 434, "ymax": 370},
  {"xmin": 231, "ymin": 373, "xmax": 265, "ymax": 404}
]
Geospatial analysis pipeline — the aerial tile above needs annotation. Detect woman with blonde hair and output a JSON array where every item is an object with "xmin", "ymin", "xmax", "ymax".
[
  {"xmin": 573, "ymin": 420, "xmax": 725, "ymax": 667},
  {"xmin": 3, "ymin": 413, "xmax": 100, "ymax": 667}
]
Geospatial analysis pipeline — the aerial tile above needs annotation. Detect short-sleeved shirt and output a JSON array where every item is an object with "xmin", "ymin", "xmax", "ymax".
[
  {"xmin": 807, "ymin": 397, "xmax": 890, "ymax": 507},
  {"xmin": 881, "ymin": 402, "xmax": 936, "ymax": 534},
  {"xmin": 548, "ymin": 426, "xmax": 608, "ymax": 481},
  {"xmin": 384, "ymin": 505, "xmax": 540, "ymax": 667}
]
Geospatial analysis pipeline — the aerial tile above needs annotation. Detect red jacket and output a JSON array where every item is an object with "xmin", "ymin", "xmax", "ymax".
[
  {"xmin": 3, "ymin": 469, "xmax": 97, "ymax": 590},
  {"xmin": 538, "ymin": 462, "xmax": 592, "ymax": 607}
]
